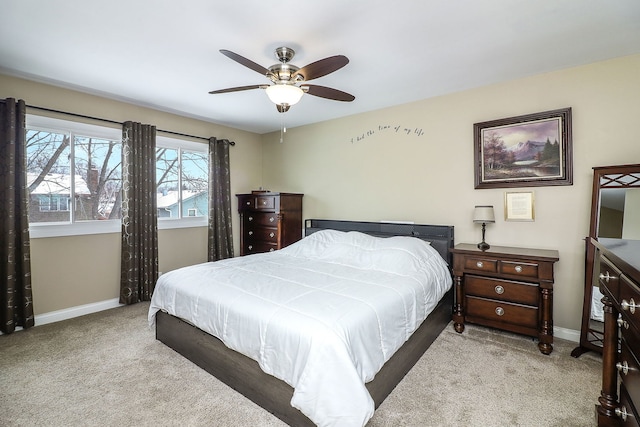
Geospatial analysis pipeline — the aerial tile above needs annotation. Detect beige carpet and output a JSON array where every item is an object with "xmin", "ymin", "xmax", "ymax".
[{"xmin": 0, "ymin": 302, "xmax": 601, "ymax": 426}]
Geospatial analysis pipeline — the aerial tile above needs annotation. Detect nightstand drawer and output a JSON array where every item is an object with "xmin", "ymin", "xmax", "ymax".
[
  {"xmin": 464, "ymin": 257, "xmax": 497, "ymax": 273},
  {"xmin": 499, "ymin": 261, "xmax": 538, "ymax": 279},
  {"xmin": 466, "ymin": 296, "xmax": 538, "ymax": 329},
  {"xmin": 237, "ymin": 195, "xmax": 277, "ymax": 211},
  {"xmin": 466, "ymin": 275, "xmax": 539, "ymax": 306}
]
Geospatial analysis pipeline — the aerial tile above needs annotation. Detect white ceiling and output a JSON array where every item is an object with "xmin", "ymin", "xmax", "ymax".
[{"xmin": 2, "ymin": 1, "xmax": 639, "ymax": 134}]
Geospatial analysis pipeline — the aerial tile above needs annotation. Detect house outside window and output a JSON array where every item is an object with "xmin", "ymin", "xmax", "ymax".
[{"xmin": 156, "ymin": 136, "xmax": 208, "ymax": 227}]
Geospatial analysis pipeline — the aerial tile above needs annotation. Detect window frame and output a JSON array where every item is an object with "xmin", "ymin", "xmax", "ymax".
[
  {"xmin": 155, "ymin": 135, "xmax": 209, "ymax": 230},
  {"xmin": 26, "ymin": 115, "xmax": 210, "ymax": 238},
  {"xmin": 26, "ymin": 115, "xmax": 123, "ymax": 238}
]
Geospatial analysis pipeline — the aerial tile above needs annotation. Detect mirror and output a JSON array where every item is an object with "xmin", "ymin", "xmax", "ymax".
[{"xmin": 572, "ymin": 164, "xmax": 640, "ymax": 357}]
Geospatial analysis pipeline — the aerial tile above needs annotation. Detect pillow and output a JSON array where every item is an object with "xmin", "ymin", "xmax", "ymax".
[{"xmin": 281, "ymin": 229, "xmax": 440, "ymax": 276}]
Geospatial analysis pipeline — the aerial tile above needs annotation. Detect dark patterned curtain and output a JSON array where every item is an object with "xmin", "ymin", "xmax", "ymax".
[
  {"xmin": 120, "ymin": 121, "xmax": 158, "ymax": 304},
  {"xmin": 207, "ymin": 137, "xmax": 234, "ymax": 261},
  {"xmin": 0, "ymin": 98, "xmax": 34, "ymax": 334}
]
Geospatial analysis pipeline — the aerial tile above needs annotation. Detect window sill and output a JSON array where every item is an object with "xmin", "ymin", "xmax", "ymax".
[{"xmin": 29, "ymin": 218, "xmax": 207, "ymax": 238}]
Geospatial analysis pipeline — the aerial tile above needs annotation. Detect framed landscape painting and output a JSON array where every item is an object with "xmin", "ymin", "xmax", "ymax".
[{"xmin": 474, "ymin": 108, "xmax": 572, "ymax": 189}]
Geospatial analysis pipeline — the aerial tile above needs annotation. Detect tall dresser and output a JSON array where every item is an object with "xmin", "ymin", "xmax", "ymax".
[
  {"xmin": 596, "ymin": 238, "xmax": 640, "ymax": 426},
  {"xmin": 236, "ymin": 191, "xmax": 303, "ymax": 256}
]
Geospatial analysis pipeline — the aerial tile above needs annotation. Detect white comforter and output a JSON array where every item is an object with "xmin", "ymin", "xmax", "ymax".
[{"xmin": 148, "ymin": 229, "xmax": 452, "ymax": 427}]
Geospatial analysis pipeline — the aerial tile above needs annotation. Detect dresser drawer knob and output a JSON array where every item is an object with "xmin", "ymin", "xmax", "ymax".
[
  {"xmin": 495, "ymin": 307, "xmax": 504, "ymax": 316},
  {"xmin": 248, "ymin": 216, "xmax": 253, "ymax": 221},
  {"xmin": 615, "ymin": 406, "xmax": 630, "ymax": 421},
  {"xmin": 248, "ymin": 245, "xmax": 253, "ymax": 250},
  {"xmin": 618, "ymin": 317, "xmax": 630, "ymax": 329},
  {"xmin": 246, "ymin": 201, "xmax": 251, "ymax": 205},
  {"xmin": 600, "ymin": 271, "xmax": 615, "ymax": 282},
  {"xmin": 269, "ymin": 248, "xmax": 275, "ymax": 252},
  {"xmin": 269, "ymin": 232, "xmax": 275, "ymax": 238},
  {"xmin": 514, "ymin": 265, "xmax": 522, "ymax": 273},
  {"xmin": 621, "ymin": 298, "xmax": 640, "ymax": 314},
  {"xmin": 494, "ymin": 285, "xmax": 504, "ymax": 295},
  {"xmin": 269, "ymin": 217, "xmax": 275, "ymax": 222},
  {"xmin": 616, "ymin": 361, "xmax": 630, "ymax": 375},
  {"xmin": 262, "ymin": 200, "xmax": 267, "ymax": 205},
  {"xmin": 248, "ymin": 231, "xmax": 253, "ymax": 235},
  {"xmin": 476, "ymin": 261, "xmax": 483, "ymax": 268}
]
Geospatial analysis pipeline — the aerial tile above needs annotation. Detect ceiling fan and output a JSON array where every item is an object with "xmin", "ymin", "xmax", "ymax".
[{"xmin": 209, "ymin": 47, "xmax": 355, "ymax": 113}]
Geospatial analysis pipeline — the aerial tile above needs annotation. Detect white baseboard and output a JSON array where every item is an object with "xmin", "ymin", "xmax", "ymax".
[
  {"xmin": 35, "ymin": 298, "xmax": 123, "ymax": 326},
  {"xmin": 554, "ymin": 326, "xmax": 580, "ymax": 343}
]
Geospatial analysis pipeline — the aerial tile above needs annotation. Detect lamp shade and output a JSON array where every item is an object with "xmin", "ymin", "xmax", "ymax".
[
  {"xmin": 265, "ymin": 84, "xmax": 304, "ymax": 106},
  {"xmin": 473, "ymin": 205, "xmax": 495, "ymax": 223}
]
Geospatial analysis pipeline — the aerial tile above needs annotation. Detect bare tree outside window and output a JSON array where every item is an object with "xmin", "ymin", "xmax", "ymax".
[{"xmin": 26, "ymin": 128, "xmax": 122, "ymax": 223}]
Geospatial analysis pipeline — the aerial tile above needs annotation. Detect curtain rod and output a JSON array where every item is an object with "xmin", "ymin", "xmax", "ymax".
[{"xmin": 25, "ymin": 104, "xmax": 235, "ymax": 145}]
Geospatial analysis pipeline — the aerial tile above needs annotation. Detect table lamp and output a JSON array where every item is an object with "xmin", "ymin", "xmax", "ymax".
[{"xmin": 473, "ymin": 205, "xmax": 495, "ymax": 251}]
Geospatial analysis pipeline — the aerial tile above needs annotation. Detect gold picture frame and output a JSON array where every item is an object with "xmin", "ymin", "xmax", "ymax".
[{"xmin": 505, "ymin": 191, "xmax": 535, "ymax": 221}]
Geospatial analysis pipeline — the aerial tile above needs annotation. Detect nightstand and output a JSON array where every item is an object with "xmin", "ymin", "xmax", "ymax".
[{"xmin": 450, "ymin": 243, "xmax": 559, "ymax": 355}]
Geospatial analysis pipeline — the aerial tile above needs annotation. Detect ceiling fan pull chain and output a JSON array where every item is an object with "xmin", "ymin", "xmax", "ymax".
[{"xmin": 280, "ymin": 115, "xmax": 285, "ymax": 143}]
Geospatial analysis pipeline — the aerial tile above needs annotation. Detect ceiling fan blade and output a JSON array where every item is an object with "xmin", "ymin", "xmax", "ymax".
[
  {"xmin": 293, "ymin": 55, "xmax": 349, "ymax": 81},
  {"xmin": 303, "ymin": 85, "xmax": 355, "ymax": 102},
  {"xmin": 220, "ymin": 49, "xmax": 271, "ymax": 76},
  {"xmin": 208, "ymin": 85, "xmax": 266, "ymax": 94}
]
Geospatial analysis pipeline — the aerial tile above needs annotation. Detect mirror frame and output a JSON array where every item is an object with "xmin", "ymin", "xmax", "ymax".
[{"xmin": 572, "ymin": 164, "xmax": 640, "ymax": 357}]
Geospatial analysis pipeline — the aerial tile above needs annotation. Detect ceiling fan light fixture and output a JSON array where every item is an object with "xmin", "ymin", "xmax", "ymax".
[{"xmin": 265, "ymin": 84, "xmax": 304, "ymax": 106}]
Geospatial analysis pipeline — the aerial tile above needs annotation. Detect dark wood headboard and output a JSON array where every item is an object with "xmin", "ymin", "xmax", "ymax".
[{"xmin": 304, "ymin": 219, "xmax": 455, "ymax": 268}]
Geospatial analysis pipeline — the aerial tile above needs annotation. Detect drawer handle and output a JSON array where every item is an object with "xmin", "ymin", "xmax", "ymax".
[
  {"xmin": 269, "ymin": 232, "xmax": 275, "ymax": 238},
  {"xmin": 617, "ymin": 361, "xmax": 630, "ymax": 375},
  {"xmin": 616, "ymin": 406, "xmax": 630, "ymax": 421},
  {"xmin": 514, "ymin": 265, "xmax": 522, "ymax": 273},
  {"xmin": 248, "ymin": 231, "xmax": 253, "ymax": 235},
  {"xmin": 262, "ymin": 200, "xmax": 268, "ymax": 205},
  {"xmin": 621, "ymin": 298, "xmax": 640, "ymax": 314},
  {"xmin": 495, "ymin": 307, "xmax": 504, "ymax": 316},
  {"xmin": 600, "ymin": 271, "xmax": 616, "ymax": 283},
  {"xmin": 494, "ymin": 285, "xmax": 504, "ymax": 295},
  {"xmin": 248, "ymin": 245, "xmax": 253, "ymax": 250},
  {"xmin": 476, "ymin": 261, "xmax": 483, "ymax": 268},
  {"xmin": 248, "ymin": 216, "xmax": 253, "ymax": 221},
  {"xmin": 269, "ymin": 217, "xmax": 275, "ymax": 222},
  {"xmin": 269, "ymin": 248, "xmax": 275, "ymax": 252},
  {"xmin": 618, "ymin": 317, "xmax": 630, "ymax": 329},
  {"xmin": 246, "ymin": 201, "xmax": 251, "ymax": 205}
]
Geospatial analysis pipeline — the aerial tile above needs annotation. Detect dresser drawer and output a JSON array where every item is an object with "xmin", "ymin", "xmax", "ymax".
[
  {"xmin": 499, "ymin": 260, "xmax": 538, "ymax": 279},
  {"xmin": 619, "ymin": 273, "xmax": 640, "ymax": 326},
  {"xmin": 620, "ymin": 335, "xmax": 640, "ymax": 415},
  {"xmin": 243, "ymin": 241, "xmax": 277, "ymax": 254},
  {"xmin": 245, "ymin": 212, "xmax": 279, "ymax": 227},
  {"xmin": 466, "ymin": 296, "xmax": 538, "ymax": 329},
  {"xmin": 464, "ymin": 257, "xmax": 497, "ymax": 273},
  {"xmin": 238, "ymin": 195, "xmax": 277, "ymax": 211},
  {"xmin": 466, "ymin": 275, "xmax": 539, "ymax": 306},
  {"xmin": 599, "ymin": 255, "xmax": 623, "ymax": 303},
  {"xmin": 619, "ymin": 384, "xmax": 640, "ymax": 427},
  {"xmin": 245, "ymin": 227, "xmax": 278, "ymax": 243}
]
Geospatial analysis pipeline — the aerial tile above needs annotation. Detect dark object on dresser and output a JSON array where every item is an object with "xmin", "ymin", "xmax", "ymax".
[
  {"xmin": 595, "ymin": 238, "xmax": 640, "ymax": 426},
  {"xmin": 236, "ymin": 191, "xmax": 303, "ymax": 256},
  {"xmin": 155, "ymin": 219, "xmax": 455, "ymax": 427},
  {"xmin": 450, "ymin": 243, "xmax": 559, "ymax": 355}
]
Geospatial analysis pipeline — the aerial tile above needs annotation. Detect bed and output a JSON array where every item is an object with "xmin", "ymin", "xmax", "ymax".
[{"xmin": 149, "ymin": 219, "xmax": 454, "ymax": 427}]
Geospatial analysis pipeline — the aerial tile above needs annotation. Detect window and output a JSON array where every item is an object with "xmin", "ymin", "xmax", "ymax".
[
  {"xmin": 26, "ymin": 115, "xmax": 123, "ymax": 237},
  {"xmin": 25, "ymin": 116, "xmax": 209, "ymax": 237},
  {"xmin": 156, "ymin": 135, "xmax": 208, "ymax": 229}
]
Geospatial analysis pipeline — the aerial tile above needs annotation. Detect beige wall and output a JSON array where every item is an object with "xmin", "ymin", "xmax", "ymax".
[
  {"xmin": 261, "ymin": 54, "xmax": 640, "ymax": 331},
  {"xmin": 0, "ymin": 74, "xmax": 263, "ymax": 315}
]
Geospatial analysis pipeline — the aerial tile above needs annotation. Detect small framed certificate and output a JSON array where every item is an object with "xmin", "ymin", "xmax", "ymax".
[{"xmin": 504, "ymin": 191, "xmax": 535, "ymax": 221}]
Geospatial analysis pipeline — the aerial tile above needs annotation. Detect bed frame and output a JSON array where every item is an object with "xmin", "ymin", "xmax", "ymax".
[{"xmin": 155, "ymin": 219, "xmax": 454, "ymax": 426}]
